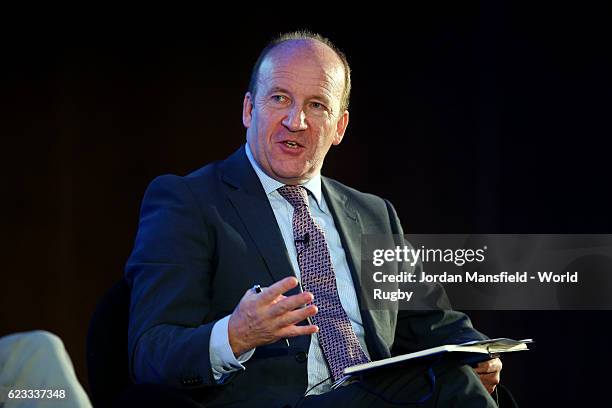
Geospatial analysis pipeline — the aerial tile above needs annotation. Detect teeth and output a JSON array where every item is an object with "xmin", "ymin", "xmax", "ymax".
[{"xmin": 285, "ymin": 141, "xmax": 298, "ymax": 148}]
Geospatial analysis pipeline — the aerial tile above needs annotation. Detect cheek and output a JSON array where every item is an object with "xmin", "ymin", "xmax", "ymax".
[
  {"xmin": 258, "ymin": 109, "xmax": 283, "ymax": 130},
  {"xmin": 314, "ymin": 124, "xmax": 337, "ymax": 147}
]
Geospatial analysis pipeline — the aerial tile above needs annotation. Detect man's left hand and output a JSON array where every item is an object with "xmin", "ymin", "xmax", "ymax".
[{"xmin": 473, "ymin": 357, "xmax": 502, "ymax": 394}]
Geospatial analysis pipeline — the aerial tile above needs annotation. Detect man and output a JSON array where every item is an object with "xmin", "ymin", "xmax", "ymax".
[{"xmin": 126, "ymin": 31, "xmax": 502, "ymax": 407}]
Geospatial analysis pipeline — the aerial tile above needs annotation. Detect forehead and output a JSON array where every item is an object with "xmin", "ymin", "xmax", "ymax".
[{"xmin": 256, "ymin": 40, "xmax": 345, "ymax": 103}]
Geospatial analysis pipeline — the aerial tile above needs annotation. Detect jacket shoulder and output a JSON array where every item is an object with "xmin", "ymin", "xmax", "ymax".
[
  {"xmin": 150, "ymin": 160, "xmax": 224, "ymax": 194},
  {"xmin": 322, "ymin": 176, "xmax": 389, "ymax": 208},
  {"xmin": 323, "ymin": 176, "xmax": 403, "ymax": 234}
]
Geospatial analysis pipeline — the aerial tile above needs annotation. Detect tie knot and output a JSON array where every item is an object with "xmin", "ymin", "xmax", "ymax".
[{"xmin": 277, "ymin": 185, "xmax": 309, "ymax": 208}]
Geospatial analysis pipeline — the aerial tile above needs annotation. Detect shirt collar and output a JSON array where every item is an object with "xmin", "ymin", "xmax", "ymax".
[{"xmin": 245, "ymin": 142, "xmax": 323, "ymax": 208}]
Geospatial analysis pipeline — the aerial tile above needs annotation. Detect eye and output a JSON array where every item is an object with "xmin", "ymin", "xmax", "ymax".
[
  {"xmin": 271, "ymin": 94, "xmax": 288, "ymax": 104},
  {"xmin": 310, "ymin": 101, "xmax": 326, "ymax": 111}
]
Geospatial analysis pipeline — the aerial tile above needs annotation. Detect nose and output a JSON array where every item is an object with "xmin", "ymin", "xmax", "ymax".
[{"xmin": 282, "ymin": 106, "xmax": 308, "ymax": 132}]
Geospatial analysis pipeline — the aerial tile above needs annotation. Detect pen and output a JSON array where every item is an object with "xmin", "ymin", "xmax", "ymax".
[
  {"xmin": 297, "ymin": 281, "xmax": 314, "ymax": 327},
  {"xmin": 253, "ymin": 285, "xmax": 290, "ymax": 347}
]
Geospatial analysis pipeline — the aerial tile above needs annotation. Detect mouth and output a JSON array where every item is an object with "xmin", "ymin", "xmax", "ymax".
[{"xmin": 279, "ymin": 140, "xmax": 304, "ymax": 149}]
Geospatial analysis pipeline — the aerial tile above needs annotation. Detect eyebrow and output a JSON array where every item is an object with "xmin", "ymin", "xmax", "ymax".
[{"xmin": 267, "ymin": 86, "xmax": 290, "ymax": 95}]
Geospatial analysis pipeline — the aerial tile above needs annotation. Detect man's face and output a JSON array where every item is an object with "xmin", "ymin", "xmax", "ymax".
[{"xmin": 243, "ymin": 40, "xmax": 349, "ymax": 185}]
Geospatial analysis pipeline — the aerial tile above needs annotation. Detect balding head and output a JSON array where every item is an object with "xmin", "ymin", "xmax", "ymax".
[
  {"xmin": 248, "ymin": 31, "xmax": 352, "ymax": 113},
  {"xmin": 241, "ymin": 32, "xmax": 351, "ymax": 185}
]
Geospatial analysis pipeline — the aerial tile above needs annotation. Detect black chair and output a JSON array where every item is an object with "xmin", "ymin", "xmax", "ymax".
[{"xmin": 86, "ymin": 279, "xmax": 201, "ymax": 407}]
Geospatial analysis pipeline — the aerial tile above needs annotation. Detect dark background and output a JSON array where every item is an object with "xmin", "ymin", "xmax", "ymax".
[{"xmin": 2, "ymin": 3, "xmax": 611, "ymax": 406}]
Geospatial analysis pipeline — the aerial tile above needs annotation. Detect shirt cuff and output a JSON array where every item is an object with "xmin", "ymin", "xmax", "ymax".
[{"xmin": 209, "ymin": 315, "xmax": 255, "ymax": 382}]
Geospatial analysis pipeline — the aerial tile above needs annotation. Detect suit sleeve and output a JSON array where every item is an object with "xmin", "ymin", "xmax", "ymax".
[
  {"xmin": 125, "ymin": 174, "xmax": 220, "ymax": 388},
  {"xmin": 382, "ymin": 199, "xmax": 489, "ymax": 356}
]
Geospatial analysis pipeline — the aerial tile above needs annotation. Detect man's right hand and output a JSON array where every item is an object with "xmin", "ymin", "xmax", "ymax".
[{"xmin": 227, "ymin": 276, "xmax": 319, "ymax": 356}]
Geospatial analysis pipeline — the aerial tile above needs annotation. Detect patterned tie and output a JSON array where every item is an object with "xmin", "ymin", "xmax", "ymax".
[{"xmin": 277, "ymin": 185, "xmax": 370, "ymax": 382}]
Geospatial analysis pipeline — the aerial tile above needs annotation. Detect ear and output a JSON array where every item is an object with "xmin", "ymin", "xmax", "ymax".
[
  {"xmin": 332, "ymin": 110, "xmax": 349, "ymax": 145},
  {"xmin": 243, "ymin": 92, "xmax": 254, "ymax": 128}
]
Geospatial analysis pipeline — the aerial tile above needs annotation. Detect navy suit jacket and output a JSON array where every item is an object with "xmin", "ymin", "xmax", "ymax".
[{"xmin": 125, "ymin": 145, "xmax": 486, "ymax": 407}]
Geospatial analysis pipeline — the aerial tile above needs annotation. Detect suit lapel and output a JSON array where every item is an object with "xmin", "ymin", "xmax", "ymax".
[
  {"xmin": 219, "ymin": 147, "xmax": 394, "ymax": 353},
  {"xmin": 322, "ymin": 178, "xmax": 393, "ymax": 359},
  {"xmin": 220, "ymin": 146, "xmax": 298, "ymax": 292},
  {"xmin": 321, "ymin": 180, "xmax": 362, "ymax": 288}
]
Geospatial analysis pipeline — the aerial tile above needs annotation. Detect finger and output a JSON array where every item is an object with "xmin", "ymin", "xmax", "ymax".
[
  {"xmin": 478, "ymin": 372, "xmax": 501, "ymax": 390},
  {"xmin": 488, "ymin": 358, "xmax": 502, "ymax": 373},
  {"xmin": 474, "ymin": 364, "xmax": 494, "ymax": 374},
  {"xmin": 279, "ymin": 304, "xmax": 318, "ymax": 327},
  {"xmin": 268, "ymin": 292, "xmax": 314, "ymax": 317},
  {"xmin": 270, "ymin": 294, "xmax": 287, "ymax": 305},
  {"xmin": 474, "ymin": 358, "xmax": 502, "ymax": 373},
  {"xmin": 278, "ymin": 323, "xmax": 320, "ymax": 339},
  {"xmin": 479, "ymin": 372, "xmax": 500, "ymax": 382},
  {"xmin": 473, "ymin": 361, "xmax": 487, "ymax": 373},
  {"xmin": 258, "ymin": 276, "xmax": 299, "ymax": 303}
]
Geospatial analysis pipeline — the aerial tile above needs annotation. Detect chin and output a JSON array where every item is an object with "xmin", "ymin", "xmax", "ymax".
[
  {"xmin": 276, "ymin": 172, "xmax": 306, "ymax": 182},
  {"xmin": 270, "ymin": 162, "xmax": 303, "ymax": 175},
  {"xmin": 271, "ymin": 168, "xmax": 309, "ymax": 183}
]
